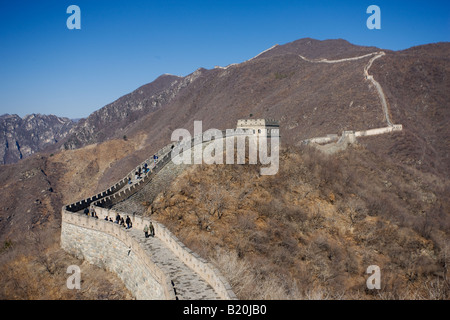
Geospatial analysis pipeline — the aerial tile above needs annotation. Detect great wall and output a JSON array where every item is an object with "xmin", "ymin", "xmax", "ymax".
[
  {"xmin": 61, "ymin": 128, "xmax": 280, "ymax": 300},
  {"xmin": 299, "ymin": 51, "xmax": 403, "ymax": 153},
  {"xmin": 60, "ymin": 49, "xmax": 403, "ymax": 300}
]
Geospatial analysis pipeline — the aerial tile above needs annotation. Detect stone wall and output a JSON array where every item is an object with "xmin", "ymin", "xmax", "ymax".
[
  {"xmin": 91, "ymin": 207, "xmax": 236, "ymax": 300},
  {"xmin": 61, "ymin": 209, "xmax": 176, "ymax": 300},
  {"xmin": 61, "ymin": 206, "xmax": 236, "ymax": 299},
  {"xmin": 355, "ymin": 125, "xmax": 403, "ymax": 137},
  {"xmin": 304, "ymin": 125, "xmax": 403, "ymax": 146},
  {"xmin": 61, "ymin": 118, "xmax": 403, "ymax": 300},
  {"xmin": 307, "ymin": 135, "xmax": 339, "ymax": 145},
  {"xmin": 66, "ymin": 142, "xmax": 177, "ymax": 212}
]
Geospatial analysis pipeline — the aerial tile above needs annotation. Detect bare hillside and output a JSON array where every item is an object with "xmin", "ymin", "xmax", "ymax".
[{"xmin": 148, "ymin": 145, "xmax": 450, "ymax": 299}]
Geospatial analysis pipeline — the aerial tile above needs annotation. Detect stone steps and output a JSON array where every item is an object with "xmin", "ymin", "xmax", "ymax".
[
  {"xmin": 128, "ymin": 228, "xmax": 220, "ymax": 300},
  {"xmin": 114, "ymin": 160, "xmax": 190, "ymax": 215}
]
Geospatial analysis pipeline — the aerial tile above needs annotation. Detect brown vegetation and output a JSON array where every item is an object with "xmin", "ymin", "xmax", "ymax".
[
  {"xmin": 148, "ymin": 144, "xmax": 449, "ymax": 299},
  {"xmin": 0, "ymin": 226, "xmax": 132, "ymax": 300},
  {"xmin": 0, "ymin": 137, "xmax": 145, "ymax": 299}
]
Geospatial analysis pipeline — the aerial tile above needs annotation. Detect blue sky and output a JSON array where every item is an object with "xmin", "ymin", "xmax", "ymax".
[{"xmin": 0, "ymin": 0, "xmax": 449, "ymax": 119}]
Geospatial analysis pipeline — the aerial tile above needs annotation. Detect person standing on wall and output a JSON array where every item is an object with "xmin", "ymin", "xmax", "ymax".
[
  {"xmin": 144, "ymin": 224, "xmax": 149, "ymax": 238},
  {"xmin": 149, "ymin": 221, "xmax": 155, "ymax": 237}
]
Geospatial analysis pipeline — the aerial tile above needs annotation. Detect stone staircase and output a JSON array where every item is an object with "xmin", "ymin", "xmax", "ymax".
[
  {"xmin": 113, "ymin": 160, "xmax": 190, "ymax": 215},
  {"xmin": 128, "ymin": 228, "xmax": 220, "ymax": 300}
]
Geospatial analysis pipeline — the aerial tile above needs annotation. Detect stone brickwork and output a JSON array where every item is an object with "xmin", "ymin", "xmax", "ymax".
[
  {"xmin": 61, "ymin": 210, "xmax": 175, "ymax": 300},
  {"xmin": 95, "ymin": 207, "xmax": 235, "ymax": 300}
]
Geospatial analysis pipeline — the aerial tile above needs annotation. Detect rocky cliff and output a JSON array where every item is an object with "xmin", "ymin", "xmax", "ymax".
[
  {"xmin": 61, "ymin": 74, "xmax": 185, "ymax": 150},
  {"xmin": 0, "ymin": 114, "xmax": 74, "ymax": 164}
]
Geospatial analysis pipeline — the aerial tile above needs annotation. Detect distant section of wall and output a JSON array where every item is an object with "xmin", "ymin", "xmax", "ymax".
[
  {"xmin": 303, "ymin": 125, "xmax": 402, "ymax": 147},
  {"xmin": 302, "ymin": 125, "xmax": 403, "ymax": 154},
  {"xmin": 306, "ymin": 135, "xmax": 339, "ymax": 145},
  {"xmin": 355, "ymin": 125, "xmax": 402, "ymax": 137},
  {"xmin": 65, "ymin": 142, "xmax": 177, "ymax": 213}
]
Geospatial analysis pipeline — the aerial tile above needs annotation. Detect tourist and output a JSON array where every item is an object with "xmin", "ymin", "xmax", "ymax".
[
  {"xmin": 149, "ymin": 221, "xmax": 155, "ymax": 237},
  {"xmin": 104, "ymin": 215, "xmax": 109, "ymax": 221},
  {"xmin": 144, "ymin": 224, "xmax": 149, "ymax": 238},
  {"xmin": 83, "ymin": 207, "xmax": 89, "ymax": 216},
  {"xmin": 126, "ymin": 215, "xmax": 131, "ymax": 229},
  {"xmin": 120, "ymin": 217, "xmax": 125, "ymax": 227},
  {"xmin": 115, "ymin": 213, "xmax": 120, "ymax": 224}
]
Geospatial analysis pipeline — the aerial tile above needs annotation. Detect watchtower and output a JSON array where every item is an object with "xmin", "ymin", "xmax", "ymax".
[{"xmin": 236, "ymin": 119, "xmax": 279, "ymax": 136}]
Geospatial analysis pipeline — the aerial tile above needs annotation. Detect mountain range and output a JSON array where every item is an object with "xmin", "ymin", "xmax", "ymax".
[
  {"xmin": 3, "ymin": 38, "xmax": 449, "ymax": 177},
  {"xmin": 0, "ymin": 37, "xmax": 448, "ymax": 299}
]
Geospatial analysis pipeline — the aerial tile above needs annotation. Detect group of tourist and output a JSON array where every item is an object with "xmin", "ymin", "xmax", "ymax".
[
  {"xmin": 105, "ymin": 213, "xmax": 133, "ymax": 229},
  {"xmin": 81, "ymin": 154, "xmax": 161, "ymax": 238},
  {"xmin": 95, "ymin": 212, "xmax": 133, "ymax": 229},
  {"xmin": 144, "ymin": 222, "xmax": 155, "ymax": 238},
  {"xmin": 83, "ymin": 206, "xmax": 156, "ymax": 239},
  {"xmin": 128, "ymin": 161, "xmax": 154, "ymax": 185},
  {"xmin": 83, "ymin": 207, "xmax": 98, "ymax": 219},
  {"xmin": 77, "ymin": 150, "xmax": 165, "ymax": 244},
  {"xmin": 126, "ymin": 153, "xmax": 162, "ymax": 186}
]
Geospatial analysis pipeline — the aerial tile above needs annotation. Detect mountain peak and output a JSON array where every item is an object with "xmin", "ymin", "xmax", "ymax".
[{"xmin": 252, "ymin": 37, "xmax": 380, "ymax": 60}]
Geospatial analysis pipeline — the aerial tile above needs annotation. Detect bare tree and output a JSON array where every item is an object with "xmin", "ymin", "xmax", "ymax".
[{"xmin": 27, "ymin": 229, "xmax": 56, "ymax": 275}]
